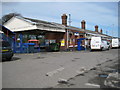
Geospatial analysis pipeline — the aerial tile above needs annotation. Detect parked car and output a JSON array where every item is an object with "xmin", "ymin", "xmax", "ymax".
[
  {"xmin": 90, "ymin": 37, "xmax": 110, "ymax": 51},
  {"xmin": 1, "ymin": 40, "xmax": 14, "ymax": 61},
  {"xmin": 111, "ymin": 38, "xmax": 120, "ymax": 48}
]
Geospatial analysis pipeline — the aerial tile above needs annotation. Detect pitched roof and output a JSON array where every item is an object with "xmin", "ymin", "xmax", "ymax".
[
  {"xmin": 3, "ymin": 15, "xmax": 112, "ymax": 38},
  {"xmin": 3, "ymin": 16, "xmax": 66, "ymax": 32},
  {"xmin": 20, "ymin": 16, "xmax": 65, "ymax": 29}
]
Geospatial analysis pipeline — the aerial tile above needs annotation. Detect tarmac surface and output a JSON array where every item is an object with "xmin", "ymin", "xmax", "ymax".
[
  {"xmin": 54, "ymin": 56, "xmax": 119, "ymax": 89},
  {"xmin": 2, "ymin": 49, "xmax": 119, "ymax": 88}
]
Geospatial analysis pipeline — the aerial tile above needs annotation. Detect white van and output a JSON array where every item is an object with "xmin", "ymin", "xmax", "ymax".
[
  {"xmin": 90, "ymin": 37, "xmax": 110, "ymax": 51},
  {"xmin": 111, "ymin": 38, "xmax": 120, "ymax": 48}
]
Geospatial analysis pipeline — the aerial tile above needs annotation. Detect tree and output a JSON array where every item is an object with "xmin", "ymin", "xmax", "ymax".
[
  {"xmin": 0, "ymin": 19, "xmax": 2, "ymax": 25},
  {"xmin": 2, "ymin": 13, "xmax": 21, "ymax": 24}
]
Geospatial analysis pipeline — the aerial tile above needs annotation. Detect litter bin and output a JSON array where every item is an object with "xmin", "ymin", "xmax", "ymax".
[
  {"xmin": 49, "ymin": 43, "xmax": 60, "ymax": 51},
  {"xmin": 28, "ymin": 43, "xmax": 35, "ymax": 53},
  {"xmin": 77, "ymin": 38, "xmax": 86, "ymax": 51}
]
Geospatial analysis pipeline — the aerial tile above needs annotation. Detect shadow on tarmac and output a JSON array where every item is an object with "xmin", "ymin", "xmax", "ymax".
[{"xmin": 2, "ymin": 57, "xmax": 21, "ymax": 62}]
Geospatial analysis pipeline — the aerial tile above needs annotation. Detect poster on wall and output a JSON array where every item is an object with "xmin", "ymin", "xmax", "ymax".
[
  {"xmin": 74, "ymin": 32, "xmax": 79, "ymax": 36},
  {"xmin": 45, "ymin": 40, "xmax": 49, "ymax": 46},
  {"xmin": 61, "ymin": 39, "xmax": 65, "ymax": 46}
]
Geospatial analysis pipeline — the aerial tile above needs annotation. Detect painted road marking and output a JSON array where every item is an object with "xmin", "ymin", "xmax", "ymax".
[
  {"xmin": 46, "ymin": 67, "xmax": 64, "ymax": 77},
  {"xmin": 85, "ymin": 83, "xmax": 100, "ymax": 87}
]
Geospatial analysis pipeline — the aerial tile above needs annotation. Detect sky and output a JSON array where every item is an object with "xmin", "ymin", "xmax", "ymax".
[{"xmin": 1, "ymin": 0, "xmax": 119, "ymax": 37}]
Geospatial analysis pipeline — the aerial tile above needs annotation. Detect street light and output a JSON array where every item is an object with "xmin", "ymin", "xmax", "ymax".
[
  {"xmin": 66, "ymin": 14, "xmax": 72, "ymax": 50},
  {"xmin": 106, "ymin": 29, "xmax": 108, "ymax": 35}
]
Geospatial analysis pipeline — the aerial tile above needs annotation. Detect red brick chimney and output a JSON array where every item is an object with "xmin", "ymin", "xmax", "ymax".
[
  {"xmin": 61, "ymin": 14, "xmax": 67, "ymax": 26},
  {"xmin": 81, "ymin": 20, "xmax": 86, "ymax": 29},
  {"xmin": 100, "ymin": 29, "xmax": 103, "ymax": 33},
  {"xmin": 95, "ymin": 25, "xmax": 99, "ymax": 32}
]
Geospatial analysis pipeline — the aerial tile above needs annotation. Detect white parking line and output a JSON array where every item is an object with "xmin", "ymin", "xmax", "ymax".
[{"xmin": 85, "ymin": 83, "xmax": 100, "ymax": 87}]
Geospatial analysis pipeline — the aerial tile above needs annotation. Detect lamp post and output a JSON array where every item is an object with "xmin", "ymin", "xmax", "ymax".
[
  {"xmin": 66, "ymin": 14, "xmax": 72, "ymax": 51},
  {"xmin": 66, "ymin": 27, "xmax": 69, "ymax": 50},
  {"xmin": 106, "ymin": 29, "xmax": 108, "ymax": 35},
  {"xmin": 85, "ymin": 33, "xmax": 87, "ymax": 51}
]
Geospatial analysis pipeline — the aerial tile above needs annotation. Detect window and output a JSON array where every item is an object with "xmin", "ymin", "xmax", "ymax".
[
  {"xmin": 2, "ymin": 41, "xmax": 10, "ymax": 47},
  {"xmin": 107, "ymin": 42, "xmax": 109, "ymax": 45},
  {"xmin": 50, "ymin": 40, "xmax": 56, "ymax": 43}
]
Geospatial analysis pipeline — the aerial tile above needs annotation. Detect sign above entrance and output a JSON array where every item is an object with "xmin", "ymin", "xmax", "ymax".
[{"xmin": 74, "ymin": 32, "xmax": 79, "ymax": 36}]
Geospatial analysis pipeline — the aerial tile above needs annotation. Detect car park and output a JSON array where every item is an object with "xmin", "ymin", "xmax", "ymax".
[{"xmin": 1, "ymin": 40, "xmax": 14, "ymax": 61}]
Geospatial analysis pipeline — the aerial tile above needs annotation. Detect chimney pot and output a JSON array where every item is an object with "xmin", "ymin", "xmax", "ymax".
[
  {"xmin": 100, "ymin": 29, "xmax": 103, "ymax": 33},
  {"xmin": 61, "ymin": 14, "xmax": 67, "ymax": 26},
  {"xmin": 95, "ymin": 25, "xmax": 99, "ymax": 32},
  {"xmin": 81, "ymin": 20, "xmax": 86, "ymax": 29}
]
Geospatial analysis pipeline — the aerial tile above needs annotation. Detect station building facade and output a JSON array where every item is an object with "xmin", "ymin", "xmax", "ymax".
[{"xmin": 3, "ymin": 14, "xmax": 112, "ymax": 52}]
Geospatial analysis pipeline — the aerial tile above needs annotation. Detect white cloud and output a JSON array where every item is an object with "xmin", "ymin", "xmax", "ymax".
[{"xmin": 41, "ymin": 2, "xmax": 118, "ymax": 27}]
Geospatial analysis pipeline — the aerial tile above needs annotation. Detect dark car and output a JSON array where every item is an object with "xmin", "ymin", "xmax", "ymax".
[{"xmin": 1, "ymin": 41, "xmax": 14, "ymax": 61}]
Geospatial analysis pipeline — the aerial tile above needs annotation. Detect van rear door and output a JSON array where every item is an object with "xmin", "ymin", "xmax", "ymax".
[
  {"xmin": 112, "ymin": 39, "xmax": 119, "ymax": 48},
  {"xmin": 91, "ymin": 37, "xmax": 101, "ymax": 50}
]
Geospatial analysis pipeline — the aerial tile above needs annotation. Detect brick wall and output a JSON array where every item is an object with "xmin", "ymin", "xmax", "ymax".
[{"xmin": 45, "ymin": 31, "xmax": 64, "ymax": 43}]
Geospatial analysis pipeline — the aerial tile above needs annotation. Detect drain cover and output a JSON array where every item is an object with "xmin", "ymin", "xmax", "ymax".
[{"xmin": 35, "ymin": 57, "xmax": 45, "ymax": 59}]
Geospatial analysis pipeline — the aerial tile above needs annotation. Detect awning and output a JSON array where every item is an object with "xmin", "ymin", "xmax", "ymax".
[
  {"xmin": 0, "ymin": 24, "xmax": 15, "ymax": 35},
  {"xmin": 28, "ymin": 39, "xmax": 39, "ymax": 42},
  {"xmin": 0, "ymin": 30, "xmax": 3, "ymax": 33}
]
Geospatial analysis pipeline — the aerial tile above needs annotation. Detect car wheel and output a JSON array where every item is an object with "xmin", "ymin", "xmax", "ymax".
[
  {"xmin": 101, "ymin": 47, "xmax": 103, "ymax": 51},
  {"xmin": 90, "ymin": 48, "xmax": 92, "ymax": 52},
  {"xmin": 6, "ymin": 57, "xmax": 12, "ymax": 61}
]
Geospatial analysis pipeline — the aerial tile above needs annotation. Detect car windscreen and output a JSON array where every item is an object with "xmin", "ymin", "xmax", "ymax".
[{"xmin": 2, "ymin": 41, "xmax": 11, "ymax": 47}]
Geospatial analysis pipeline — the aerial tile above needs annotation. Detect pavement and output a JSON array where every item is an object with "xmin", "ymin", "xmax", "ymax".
[{"xmin": 2, "ymin": 49, "xmax": 119, "ymax": 88}]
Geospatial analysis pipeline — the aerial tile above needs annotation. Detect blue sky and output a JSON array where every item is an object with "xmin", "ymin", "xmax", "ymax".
[{"xmin": 1, "ymin": 1, "xmax": 119, "ymax": 37}]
